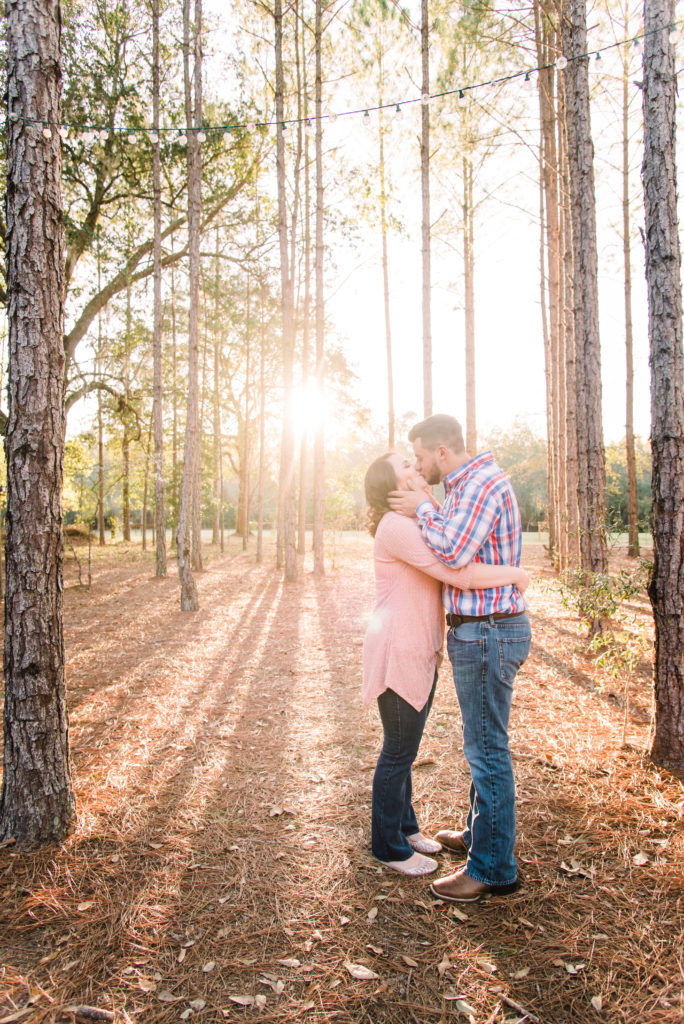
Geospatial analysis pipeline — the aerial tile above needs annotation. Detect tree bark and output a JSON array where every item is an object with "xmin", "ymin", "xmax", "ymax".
[
  {"xmin": 176, "ymin": 0, "xmax": 202, "ymax": 610},
  {"xmin": 621, "ymin": 44, "xmax": 638, "ymax": 558},
  {"xmin": 152, "ymin": 0, "xmax": 167, "ymax": 576},
  {"xmin": 420, "ymin": 0, "xmax": 432, "ymax": 417},
  {"xmin": 376, "ymin": 30, "xmax": 394, "ymax": 450},
  {"xmin": 275, "ymin": 0, "xmax": 298, "ymax": 580},
  {"xmin": 463, "ymin": 155, "xmax": 476, "ymax": 454},
  {"xmin": 312, "ymin": 0, "xmax": 325, "ymax": 576},
  {"xmin": 1, "ymin": 0, "xmax": 76, "ymax": 846},
  {"xmin": 641, "ymin": 0, "xmax": 684, "ymax": 768},
  {"xmin": 561, "ymin": 0, "xmax": 607, "ymax": 583}
]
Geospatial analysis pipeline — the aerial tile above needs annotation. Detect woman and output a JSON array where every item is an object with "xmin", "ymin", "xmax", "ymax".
[{"xmin": 363, "ymin": 452, "xmax": 529, "ymax": 876}]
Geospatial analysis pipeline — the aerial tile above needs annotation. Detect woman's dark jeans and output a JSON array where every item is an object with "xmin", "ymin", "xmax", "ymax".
[{"xmin": 371, "ymin": 673, "xmax": 437, "ymax": 862}]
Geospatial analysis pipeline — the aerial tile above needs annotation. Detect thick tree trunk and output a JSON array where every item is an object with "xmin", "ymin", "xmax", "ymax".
[
  {"xmin": 96, "ymin": 230, "xmax": 106, "ymax": 547},
  {"xmin": 561, "ymin": 0, "xmax": 607, "ymax": 582},
  {"xmin": 256, "ymin": 278, "xmax": 266, "ymax": 565},
  {"xmin": 176, "ymin": 0, "xmax": 202, "ymax": 610},
  {"xmin": 152, "ymin": 0, "xmax": 167, "ymax": 576},
  {"xmin": 297, "ymin": 21, "xmax": 311, "ymax": 556},
  {"xmin": 557, "ymin": 68, "xmax": 578, "ymax": 569},
  {"xmin": 122, "ymin": 284, "xmax": 132, "ymax": 543},
  {"xmin": 641, "ymin": 1, "xmax": 684, "ymax": 769},
  {"xmin": 275, "ymin": 0, "xmax": 298, "ymax": 580},
  {"xmin": 213, "ymin": 225, "xmax": 222, "ymax": 549},
  {"xmin": 1, "ymin": 0, "xmax": 76, "ymax": 846},
  {"xmin": 622, "ymin": 53, "xmax": 639, "ymax": 558},
  {"xmin": 312, "ymin": 0, "xmax": 325, "ymax": 575},
  {"xmin": 420, "ymin": 0, "xmax": 432, "ymax": 417}
]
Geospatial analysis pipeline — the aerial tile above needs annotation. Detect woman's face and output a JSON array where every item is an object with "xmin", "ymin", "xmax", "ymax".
[{"xmin": 387, "ymin": 452, "xmax": 421, "ymax": 490}]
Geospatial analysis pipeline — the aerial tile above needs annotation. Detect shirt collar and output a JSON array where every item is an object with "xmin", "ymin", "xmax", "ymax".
[{"xmin": 443, "ymin": 451, "xmax": 494, "ymax": 492}]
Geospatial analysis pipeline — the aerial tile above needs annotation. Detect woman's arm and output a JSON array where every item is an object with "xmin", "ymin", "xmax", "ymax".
[{"xmin": 379, "ymin": 514, "xmax": 529, "ymax": 592}]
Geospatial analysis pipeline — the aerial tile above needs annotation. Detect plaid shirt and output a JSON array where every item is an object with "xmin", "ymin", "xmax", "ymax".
[{"xmin": 415, "ymin": 451, "xmax": 525, "ymax": 616}]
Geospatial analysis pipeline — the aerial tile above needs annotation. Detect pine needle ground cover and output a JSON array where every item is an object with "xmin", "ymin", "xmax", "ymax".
[{"xmin": 1, "ymin": 535, "xmax": 682, "ymax": 1024}]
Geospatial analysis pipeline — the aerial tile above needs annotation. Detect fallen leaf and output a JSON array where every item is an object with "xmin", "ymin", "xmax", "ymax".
[
  {"xmin": 180, "ymin": 1011, "xmax": 192, "ymax": 1021},
  {"xmin": 202, "ymin": 961, "xmax": 215, "ymax": 973},
  {"xmin": 367, "ymin": 944, "xmax": 384, "ymax": 956},
  {"xmin": 138, "ymin": 979, "xmax": 156, "ymax": 992},
  {"xmin": 177, "ymin": 949, "xmax": 186, "ymax": 964},
  {"xmin": 269, "ymin": 806, "xmax": 283, "ymax": 817},
  {"xmin": 189, "ymin": 998, "xmax": 206, "ymax": 1011},
  {"xmin": 277, "ymin": 958, "xmax": 301, "ymax": 969},
  {"xmin": 452, "ymin": 907, "xmax": 469, "ymax": 922},
  {"xmin": 229, "ymin": 995, "xmax": 255, "ymax": 1006},
  {"xmin": 110, "ymin": 855, "xmax": 120, "ymax": 863},
  {"xmin": 367, "ymin": 906, "xmax": 378, "ymax": 922},
  {"xmin": 402, "ymin": 955, "xmax": 419, "ymax": 968},
  {"xmin": 511, "ymin": 967, "xmax": 530, "ymax": 979},
  {"xmin": 340, "ymin": 916, "xmax": 350, "ymax": 926},
  {"xmin": 437, "ymin": 955, "xmax": 451, "ymax": 977},
  {"xmin": 77, "ymin": 901, "xmax": 94, "ymax": 912},
  {"xmin": 476, "ymin": 959, "xmax": 497, "ymax": 974},
  {"xmin": 633, "ymin": 851, "xmax": 649, "ymax": 866},
  {"xmin": 343, "ymin": 962, "xmax": 379, "ymax": 981},
  {"xmin": 591, "ymin": 995, "xmax": 603, "ymax": 1011},
  {"xmin": 300, "ymin": 1002, "xmax": 315, "ymax": 1011},
  {"xmin": 148, "ymin": 842, "xmax": 163, "ymax": 849},
  {"xmin": 182, "ymin": 938, "xmax": 196, "ymax": 948},
  {"xmin": 255, "ymin": 994, "xmax": 267, "ymax": 1009},
  {"xmin": 157, "ymin": 990, "xmax": 178, "ymax": 1002},
  {"xmin": 519, "ymin": 917, "xmax": 535, "ymax": 929}
]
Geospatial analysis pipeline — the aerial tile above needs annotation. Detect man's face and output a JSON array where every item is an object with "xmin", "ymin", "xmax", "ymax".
[{"xmin": 412, "ymin": 438, "xmax": 442, "ymax": 485}]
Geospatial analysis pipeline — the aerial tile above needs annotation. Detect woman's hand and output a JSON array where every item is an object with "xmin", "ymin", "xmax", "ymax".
[{"xmin": 515, "ymin": 568, "xmax": 531, "ymax": 595}]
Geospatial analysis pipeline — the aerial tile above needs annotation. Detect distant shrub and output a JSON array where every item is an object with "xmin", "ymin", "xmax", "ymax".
[{"xmin": 64, "ymin": 522, "xmax": 92, "ymax": 545}]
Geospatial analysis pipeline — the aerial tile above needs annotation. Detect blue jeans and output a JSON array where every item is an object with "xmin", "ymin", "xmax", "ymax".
[
  {"xmin": 371, "ymin": 674, "xmax": 437, "ymax": 862},
  {"xmin": 447, "ymin": 613, "xmax": 531, "ymax": 886}
]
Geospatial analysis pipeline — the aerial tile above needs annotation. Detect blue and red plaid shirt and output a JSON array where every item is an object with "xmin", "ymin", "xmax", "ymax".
[{"xmin": 415, "ymin": 451, "xmax": 526, "ymax": 617}]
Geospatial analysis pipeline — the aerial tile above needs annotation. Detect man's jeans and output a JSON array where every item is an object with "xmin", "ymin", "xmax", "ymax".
[
  {"xmin": 447, "ymin": 613, "xmax": 531, "ymax": 886},
  {"xmin": 371, "ymin": 674, "xmax": 437, "ymax": 862}
]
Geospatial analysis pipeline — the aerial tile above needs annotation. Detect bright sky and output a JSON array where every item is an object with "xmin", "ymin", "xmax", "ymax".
[{"xmin": 200, "ymin": 1, "xmax": 678, "ymax": 447}]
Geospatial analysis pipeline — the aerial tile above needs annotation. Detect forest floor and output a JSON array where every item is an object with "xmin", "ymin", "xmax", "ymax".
[{"xmin": 1, "ymin": 532, "xmax": 682, "ymax": 1024}]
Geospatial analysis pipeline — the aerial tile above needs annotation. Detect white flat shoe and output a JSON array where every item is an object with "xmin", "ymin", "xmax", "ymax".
[
  {"xmin": 376, "ymin": 851, "xmax": 439, "ymax": 876},
  {"xmin": 407, "ymin": 831, "xmax": 443, "ymax": 855}
]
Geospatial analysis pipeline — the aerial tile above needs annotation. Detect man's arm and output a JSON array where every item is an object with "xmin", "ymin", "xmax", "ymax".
[{"xmin": 390, "ymin": 477, "xmax": 501, "ymax": 568}]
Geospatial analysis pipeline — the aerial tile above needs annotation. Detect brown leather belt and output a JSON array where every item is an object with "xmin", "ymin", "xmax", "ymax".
[{"xmin": 446, "ymin": 610, "xmax": 526, "ymax": 628}]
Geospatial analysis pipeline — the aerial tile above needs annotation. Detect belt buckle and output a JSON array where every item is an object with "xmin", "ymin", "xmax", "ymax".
[{"xmin": 449, "ymin": 614, "xmax": 464, "ymax": 628}]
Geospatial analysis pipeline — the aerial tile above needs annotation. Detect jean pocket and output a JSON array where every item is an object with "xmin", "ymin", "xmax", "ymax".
[{"xmin": 496, "ymin": 634, "xmax": 531, "ymax": 685}]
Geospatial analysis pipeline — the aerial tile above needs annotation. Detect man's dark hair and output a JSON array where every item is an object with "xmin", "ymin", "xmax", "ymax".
[{"xmin": 408, "ymin": 414, "xmax": 465, "ymax": 453}]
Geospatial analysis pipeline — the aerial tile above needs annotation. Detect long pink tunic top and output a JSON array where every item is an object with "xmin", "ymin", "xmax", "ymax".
[{"xmin": 362, "ymin": 512, "xmax": 475, "ymax": 712}]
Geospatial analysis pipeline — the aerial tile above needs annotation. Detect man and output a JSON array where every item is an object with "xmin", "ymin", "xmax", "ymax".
[{"xmin": 388, "ymin": 414, "xmax": 531, "ymax": 903}]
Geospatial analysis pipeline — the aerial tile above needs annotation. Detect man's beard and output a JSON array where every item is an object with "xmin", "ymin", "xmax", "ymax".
[{"xmin": 425, "ymin": 461, "xmax": 442, "ymax": 486}]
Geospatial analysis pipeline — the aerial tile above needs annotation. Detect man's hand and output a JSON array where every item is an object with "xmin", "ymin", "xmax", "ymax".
[{"xmin": 388, "ymin": 486, "xmax": 429, "ymax": 518}]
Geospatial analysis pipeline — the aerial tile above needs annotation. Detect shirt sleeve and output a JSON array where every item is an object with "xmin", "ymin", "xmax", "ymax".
[
  {"xmin": 416, "ymin": 475, "xmax": 501, "ymax": 568},
  {"xmin": 379, "ymin": 515, "xmax": 475, "ymax": 590}
]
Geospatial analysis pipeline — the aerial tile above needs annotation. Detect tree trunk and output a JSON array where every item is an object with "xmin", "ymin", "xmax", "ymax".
[
  {"xmin": 622, "ymin": 47, "xmax": 639, "ymax": 558},
  {"xmin": 152, "ymin": 0, "xmax": 167, "ymax": 576},
  {"xmin": 535, "ymin": 1, "xmax": 560, "ymax": 561},
  {"xmin": 641, "ymin": 0, "xmax": 684, "ymax": 769},
  {"xmin": 256, "ymin": 278, "xmax": 266, "ymax": 565},
  {"xmin": 420, "ymin": 0, "xmax": 432, "ymax": 417},
  {"xmin": 463, "ymin": 155, "xmax": 476, "ymax": 453},
  {"xmin": 376, "ymin": 32, "xmax": 395, "ymax": 450},
  {"xmin": 561, "ymin": 0, "xmax": 607, "ymax": 583},
  {"xmin": 297, "ymin": 18, "xmax": 311, "ymax": 555},
  {"xmin": 213, "ymin": 224, "xmax": 221, "ymax": 548},
  {"xmin": 122, "ymin": 283, "xmax": 131, "ymax": 543},
  {"xmin": 312, "ymin": 0, "xmax": 325, "ymax": 576},
  {"xmin": 176, "ymin": 0, "xmax": 202, "ymax": 611},
  {"xmin": 96, "ymin": 228, "xmax": 106, "ymax": 546},
  {"xmin": 0, "ymin": 0, "xmax": 76, "ymax": 846},
  {"xmin": 142, "ymin": 410, "xmax": 153, "ymax": 552},
  {"xmin": 275, "ymin": 0, "xmax": 298, "ymax": 580}
]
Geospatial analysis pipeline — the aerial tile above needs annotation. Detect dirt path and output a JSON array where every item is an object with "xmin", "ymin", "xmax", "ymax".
[{"xmin": 1, "ymin": 536, "xmax": 682, "ymax": 1024}]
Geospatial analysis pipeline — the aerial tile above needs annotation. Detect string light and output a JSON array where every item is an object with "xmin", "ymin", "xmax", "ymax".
[
  {"xmin": 42, "ymin": 125, "xmax": 52, "ymax": 140},
  {"xmin": 669, "ymin": 26, "xmax": 681, "ymax": 44},
  {"xmin": 6, "ymin": 23, "xmax": 668, "ymax": 143}
]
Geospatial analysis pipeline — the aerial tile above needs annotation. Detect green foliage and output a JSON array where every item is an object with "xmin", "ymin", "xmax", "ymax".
[
  {"xmin": 604, "ymin": 438, "xmax": 652, "ymax": 531},
  {"xmin": 557, "ymin": 561, "xmax": 651, "ymax": 633},
  {"xmin": 482, "ymin": 420, "xmax": 548, "ymax": 529}
]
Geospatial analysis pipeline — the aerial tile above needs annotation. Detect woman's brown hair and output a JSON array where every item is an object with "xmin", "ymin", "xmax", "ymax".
[{"xmin": 364, "ymin": 453, "xmax": 397, "ymax": 537}]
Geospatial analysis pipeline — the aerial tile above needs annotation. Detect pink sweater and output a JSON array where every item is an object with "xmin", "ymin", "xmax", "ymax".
[{"xmin": 362, "ymin": 512, "xmax": 475, "ymax": 712}]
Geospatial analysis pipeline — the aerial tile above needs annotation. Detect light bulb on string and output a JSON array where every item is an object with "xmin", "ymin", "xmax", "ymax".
[
  {"xmin": 99, "ymin": 128, "xmax": 108, "ymax": 142},
  {"xmin": 595, "ymin": 51, "xmax": 602, "ymax": 61},
  {"xmin": 458, "ymin": 89, "xmax": 465, "ymax": 100},
  {"xmin": 363, "ymin": 109, "xmax": 371, "ymax": 126},
  {"xmin": 197, "ymin": 130, "xmax": 207, "ymax": 143},
  {"xmin": 42, "ymin": 125, "xmax": 52, "ymax": 140},
  {"xmin": 177, "ymin": 129, "xmax": 187, "ymax": 145},
  {"xmin": 556, "ymin": 55, "xmax": 568, "ymax": 70},
  {"xmin": 523, "ymin": 71, "xmax": 534, "ymax": 90},
  {"xmin": 150, "ymin": 131, "xmax": 160, "ymax": 145},
  {"xmin": 669, "ymin": 26, "xmax": 681, "ymax": 45},
  {"xmin": 59, "ymin": 126, "xmax": 69, "ymax": 140},
  {"xmin": 223, "ymin": 127, "xmax": 232, "ymax": 142},
  {"xmin": 127, "ymin": 131, "xmax": 136, "ymax": 143},
  {"xmin": 394, "ymin": 103, "xmax": 402, "ymax": 116},
  {"xmin": 305, "ymin": 118, "xmax": 313, "ymax": 131},
  {"xmin": 632, "ymin": 36, "xmax": 640, "ymax": 48},
  {"xmin": 328, "ymin": 111, "xmax": 338, "ymax": 124}
]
